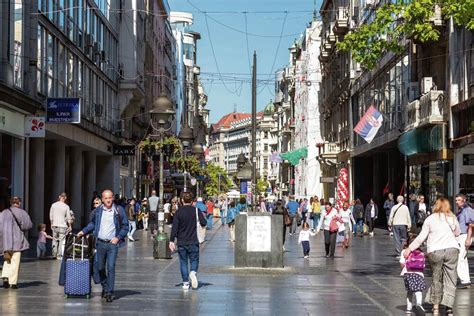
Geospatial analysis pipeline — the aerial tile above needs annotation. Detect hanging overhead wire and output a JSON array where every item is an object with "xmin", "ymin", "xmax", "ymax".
[{"xmin": 203, "ymin": 13, "xmax": 242, "ymax": 95}]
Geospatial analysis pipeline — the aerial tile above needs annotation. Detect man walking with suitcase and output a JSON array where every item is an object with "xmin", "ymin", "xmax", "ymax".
[{"xmin": 78, "ymin": 190, "xmax": 128, "ymax": 302}]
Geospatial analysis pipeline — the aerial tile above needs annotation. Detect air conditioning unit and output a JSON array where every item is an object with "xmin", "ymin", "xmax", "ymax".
[
  {"xmin": 93, "ymin": 42, "xmax": 100, "ymax": 55},
  {"xmin": 420, "ymin": 77, "xmax": 433, "ymax": 95}
]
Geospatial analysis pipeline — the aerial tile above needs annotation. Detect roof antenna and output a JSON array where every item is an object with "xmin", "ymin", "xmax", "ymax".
[{"xmin": 233, "ymin": 103, "xmax": 237, "ymax": 113}]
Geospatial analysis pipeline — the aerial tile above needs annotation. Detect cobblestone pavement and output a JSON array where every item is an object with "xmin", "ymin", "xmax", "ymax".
[{"xmin": 1, "ymin": 220, "xmax": 474, "ymax": 315}]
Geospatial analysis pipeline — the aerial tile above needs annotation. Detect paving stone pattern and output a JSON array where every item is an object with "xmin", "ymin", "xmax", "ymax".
[{"xmin": 1, "ymin": 222, "xmax": 474, "ymax": 315}]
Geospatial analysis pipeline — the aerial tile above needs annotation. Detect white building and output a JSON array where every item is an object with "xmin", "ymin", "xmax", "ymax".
[
  {"xmin": 293, "ymin": 21, "xmax": 323, "ymax": 198},
  {"xmin": 209, "ymin": 109, "xmax": 275, "ymax": 179}
]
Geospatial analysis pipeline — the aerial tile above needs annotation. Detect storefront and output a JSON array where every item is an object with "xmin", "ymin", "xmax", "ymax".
[
  {"xmin": 399, "ymin": 124, "xmax": 453, "ymax": 208},
  {"xmin": 0, "ymin": 105, "xmax": 26, "ymax": 210}
]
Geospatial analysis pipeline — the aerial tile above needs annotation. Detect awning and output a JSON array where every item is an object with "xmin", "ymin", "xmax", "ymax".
[{"xmin": 398, "ymin": 125, "xmax": 444, "ymax": 156}]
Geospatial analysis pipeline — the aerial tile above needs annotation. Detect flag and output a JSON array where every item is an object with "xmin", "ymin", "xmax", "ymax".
[
  {"xmin": 383, "ymin": 182, "xmax": 389, "ymax": 195},
  {"xmin": 354, "ymin": 106, "xmax": 384, "ymax": 143}
]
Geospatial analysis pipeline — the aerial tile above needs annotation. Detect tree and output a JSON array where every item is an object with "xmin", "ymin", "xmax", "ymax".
[
  {"xmin": 203, "ymin": 163, "xmax": 232, "ymax": 197},
  {"xmin": 338, "ymin": 0, "xmax": 474, "ymax": 69}
]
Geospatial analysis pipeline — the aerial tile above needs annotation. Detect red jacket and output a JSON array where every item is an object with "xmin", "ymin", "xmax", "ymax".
[{"xmin": 206, "ymin": 201, "xmax": 214, "ymax": 215}]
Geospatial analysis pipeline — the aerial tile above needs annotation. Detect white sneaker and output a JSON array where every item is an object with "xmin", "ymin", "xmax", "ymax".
[
  {"xmin": 182, "ymin": 282, "xmax": 190, "ymax": 290},
  {"xmin": 128, "ymin": 236, "xmax": 135, "ymax": 242},
  {"xmin": 304, "ymin": 255, "xmax": 309, "ymax": 259},
  {"xmin": 189, "ymin": 271, "xmax": 198, "ymax": 289}
]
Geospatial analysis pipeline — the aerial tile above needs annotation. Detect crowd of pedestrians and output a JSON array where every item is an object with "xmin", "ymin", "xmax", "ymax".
[{"xmin": 1, "ymin": 186, "xmax": 474, "ymax": 315}]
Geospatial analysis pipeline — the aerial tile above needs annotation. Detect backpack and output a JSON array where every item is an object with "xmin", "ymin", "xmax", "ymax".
[{"xmin": 405, "ymin": 249, "xmax": 425, "ymax": 272}]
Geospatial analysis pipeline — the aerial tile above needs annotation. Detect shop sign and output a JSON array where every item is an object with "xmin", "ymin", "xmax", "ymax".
[
  {"xmin": 24, "ymin": 116, "xmax": 45, "ymax": 138},
  {"xmin": 46, "ymin": 98, "xmax": 81, "ymax": 123},
  {"xmin": 0, "ymin": 107, "xmax": 25, "ymax": 137},
  {"xmin": 113, "ymin": 145, "xmax": 135, "ymax": 156}
]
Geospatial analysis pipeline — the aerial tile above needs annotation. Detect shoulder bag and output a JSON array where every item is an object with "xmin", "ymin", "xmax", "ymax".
[{"xmin": 196, "ymin": 208, "xmax": 205, "ymax": 243}]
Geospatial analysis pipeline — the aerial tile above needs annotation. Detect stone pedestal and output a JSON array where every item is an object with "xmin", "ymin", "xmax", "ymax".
[{"xmin": 234, "ymin": 212, "xmax": 283, "ymax": 268}]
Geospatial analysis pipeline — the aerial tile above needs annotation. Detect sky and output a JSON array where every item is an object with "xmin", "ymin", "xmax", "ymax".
[{"xmin": 168, "ymin": 0, "xmax": 320, "ymax": 124}]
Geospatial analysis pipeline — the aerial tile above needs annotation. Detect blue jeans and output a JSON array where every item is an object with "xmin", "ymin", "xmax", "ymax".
[
  {"xmin": 96, "ymin": 240, "xmax": 119, "ymax": 294},
  {"xmin": 128, "ymin": 220, "xmax": 136, "ymax": 237},
  {"xmin": 302, "ymin": 241, "xmax": 310, "ymax": 256},
  {"xmin": 206, "ymin": 214, "xmax": 213, "ymax": 230},
  {"xmin": 220, "ymin": 210, "xmax": 227, "ymax": 225},
  {"xmin": 311, "ymin": 213, "xmax": 320, "ymax": 230},
  {"xmin": 178, "ymin": 244, "xmax": 200, "ymax": 283},
  {"xmin": 37, "ymin": 242, "xmax": 46, "ymax": 258},
  {"xmin": 355, "ymin": 219, "xmax": 364, "ymax": 234}
]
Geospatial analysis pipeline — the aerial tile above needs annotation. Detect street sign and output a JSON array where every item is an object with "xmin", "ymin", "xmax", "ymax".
[
  {"xmin": 113, "ymin": 145, "xmax": 135, "ymax": 156},
  {"xmin": 24, "ymin": 116, "xmax": 45, "ymax": 138},
  {"xmin": 320, "ymin": 177, "xmax": 335, "ymax": 183},
  {"xmin": 46, "ymin": 98, "xmax": 81, "ymax": 123}
]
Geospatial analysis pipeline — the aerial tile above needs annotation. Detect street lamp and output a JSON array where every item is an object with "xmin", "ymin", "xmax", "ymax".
[
  {"xmin": 178, "ymin": 123, "xmax": 194, "ymax": 193},
  {"xmin": 149, "ymin": 94, "xmax": 175, "ymax": 259}
]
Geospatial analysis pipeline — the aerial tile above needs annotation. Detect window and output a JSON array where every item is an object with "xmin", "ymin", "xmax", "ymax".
[
  {"xmin": 47, "ymin": 33, "xmax": 53, "ymax": 95},
  {"xmin": 58, "ymin": 43, "xmax": 66, "ymax": 96},
  {"xmin": 37, "ymin": 26, "xmax": 44, "ymax": 94},
  {"xmin": 13, "ymin": 0, "xmax": 23, "ymax": 88}
]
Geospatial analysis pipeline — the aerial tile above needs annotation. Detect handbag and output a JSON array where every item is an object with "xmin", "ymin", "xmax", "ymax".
[
  {"xmin": 196, "ymin": 208, "xmax": 205, "ymax": 243},
  {"xmin": 329, "ymin": 216, "xmax": 341, "ymax": 233}
]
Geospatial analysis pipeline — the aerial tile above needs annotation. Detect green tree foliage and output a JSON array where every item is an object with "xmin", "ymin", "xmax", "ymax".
[
  {"xmin": 204, "ymin": 163, "xmax": 232, "ymax": 197},
  {"xmin": 338, "ymin": 0, "xmax": 474, "ymax": 69}
]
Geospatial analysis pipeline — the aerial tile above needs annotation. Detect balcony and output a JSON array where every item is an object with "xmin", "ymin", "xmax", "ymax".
[
  {"xmin": 334, "ymin": 7, "xmax": 349, "ymax": 35},
  {"xmin": 405, "ymin": 90, "xmax": 446, "ymax": 129},
  {"xmin": 318, "ymin": 142, "xmax": 340, "ymax": 162},
  {"xmin": 289, "ymin": 117, "xmax": 295, "ymax": 129},
  {"xmin": 327, "ymin": 31, "xmax": 337, "ymax": 44}
]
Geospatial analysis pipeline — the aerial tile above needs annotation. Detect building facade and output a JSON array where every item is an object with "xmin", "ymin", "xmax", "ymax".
[{"xmin": 0, "ymin": 1, "xmax": 180, "ymax": 233}]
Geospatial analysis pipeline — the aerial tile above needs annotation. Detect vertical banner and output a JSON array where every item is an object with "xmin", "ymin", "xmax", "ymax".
[
  {"xmin": 337, "ymin": 167, "xmax": 349, "ymax": 210},
  {"xmin": 240, "ymin": 181, "xmax": 248, "ymax": 194}
]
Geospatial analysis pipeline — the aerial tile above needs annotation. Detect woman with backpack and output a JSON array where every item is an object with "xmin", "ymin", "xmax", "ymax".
[
  {"xmin": 316, "ymin": 202, "xmax": 343, "ymax": 259},
  {"xmin": 405, "ymin": 198, "xmax": 460, "ymax": 316},
  {"xmin": 353, "ymin": 199, "xmax": 365, "ymax": 236}
]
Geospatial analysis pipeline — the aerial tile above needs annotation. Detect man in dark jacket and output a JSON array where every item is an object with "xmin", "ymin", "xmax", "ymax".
[
  {"xmin": 78, "ymin": 190, "xmax": 128, "ymax": 302},
  {"xmin": 364, "ymin": 198, "xmax": 378, "ymax": 237},
  {"xmin": 170, "ymin": 192, "xmax": 207, "ymax": 290}
]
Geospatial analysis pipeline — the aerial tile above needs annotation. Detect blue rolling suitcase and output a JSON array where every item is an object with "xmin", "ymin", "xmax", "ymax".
[{"xmin": 64, "ymin": 236, "xmax": 91, "ymax": 299}]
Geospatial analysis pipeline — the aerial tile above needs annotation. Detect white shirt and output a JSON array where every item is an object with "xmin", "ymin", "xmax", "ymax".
[
  {"xmin": 164, "ymin": 203, "xmax": 171, "ymax": 213},
  {"xmin": 389, "ymin": 203, "xmax": 412, "ymax": 228},
  {"xmin": 148, "ymin": 195, "xmax": 159, "ymax": 212},
  {"xmin": 371, "ymin": 205, "xmax": 375, "ymax": 218},
  {"xmin": 298, "ymin": 229, "xmax": 316, "ymax": 243},
  {"xmin": 418, "ymin": 203, "xmax": 427, "ymax": 212},
  {"xmin": 98, "ymin": 207, "xmax": 116, "ymax": 241},
  {"xmin": 49, "ymin": 201, "xmax": 71, "ymax": 227},
  {"xmin": 409, "ymin": 213, "xmax": 460, "ymax": 254},
  {"xmin": 339, "ymin": 209, "xmax": 355, "ymax": 224},
  {"xmin": 316, "ymin": 209, "xmax": 338, "ymax": 232}
]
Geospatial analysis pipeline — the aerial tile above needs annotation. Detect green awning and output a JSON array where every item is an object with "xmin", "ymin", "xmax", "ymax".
[
  {"xmin": 398, "ymin": 125, "xmax": 444, "ymax": 156},
  {"xmin": 280, "ymin": 147, "xmax": 308, "ymax": 165}
]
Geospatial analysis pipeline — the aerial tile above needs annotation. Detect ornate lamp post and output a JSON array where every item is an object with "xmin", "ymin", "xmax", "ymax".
[
  {"xmin": 178, "ymin": 123, "xmax": 194, "ymax": 193},
  {"xmin": 149, "ymin": 94, "xmax": 175, "ymax": 259}
]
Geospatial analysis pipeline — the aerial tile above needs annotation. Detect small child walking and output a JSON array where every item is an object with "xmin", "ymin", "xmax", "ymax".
[
  {"xmin": 37, "ymin": 224, "xmax": 54, "ymax": 259},
  {"xmin": 400, "ymin": 238, "xmax": 426, "ymax": 314},
  {"xmin": 298, "ymin": 222, "xmax": 316, "ymax": 258}
]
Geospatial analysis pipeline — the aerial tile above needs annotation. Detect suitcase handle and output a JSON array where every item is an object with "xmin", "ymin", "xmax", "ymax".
[{"xmin": 71, "ymin": 235, "xmax": 88, "ymax": 260}]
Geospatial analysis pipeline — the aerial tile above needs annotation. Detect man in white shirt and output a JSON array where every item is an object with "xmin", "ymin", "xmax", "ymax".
[
  {"xmin": 388, "ymin": 195, "xmax": 412, "ymax": 256},
  {"xmin": 148, "ymin": 190, "xmax": 159, "ymax": 232},
  {"xmin": 49, "ymin": 193, "xmax": 72, "ymax": 259}
]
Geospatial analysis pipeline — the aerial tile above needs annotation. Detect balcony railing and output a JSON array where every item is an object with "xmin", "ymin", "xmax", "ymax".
[
  {"xmin": 334, "ymin": 7, "xmax": 349, "ymax": 35},
  {"xmin": 405, "ymin": 90, "xmax": 446, "ymax": 129},
  {"xmin": 319, "ymin": 142, "xmax": 340, "ymax": 157}
]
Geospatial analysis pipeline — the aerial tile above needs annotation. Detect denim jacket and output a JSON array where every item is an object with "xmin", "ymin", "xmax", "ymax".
[{"xmin": 82, "ymin": 204, "xmax": 129, "ymax": 247}]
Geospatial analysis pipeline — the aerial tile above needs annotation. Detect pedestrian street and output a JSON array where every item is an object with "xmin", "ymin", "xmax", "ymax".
[{"xmin": 1, "ymin": 222, "xmax": 473, "ymax": 315}]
